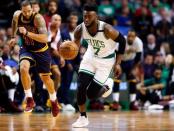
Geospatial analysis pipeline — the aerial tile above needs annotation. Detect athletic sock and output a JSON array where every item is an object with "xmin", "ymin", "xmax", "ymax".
[{"xmin": 80, "ymin": 112, "xmax": 87, "ymax": 118}]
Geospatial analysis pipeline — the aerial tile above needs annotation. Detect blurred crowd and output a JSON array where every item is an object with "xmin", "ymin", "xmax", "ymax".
[{"xmin": 1, "ymin": 0, "xmax": 174, "ymax": 113}]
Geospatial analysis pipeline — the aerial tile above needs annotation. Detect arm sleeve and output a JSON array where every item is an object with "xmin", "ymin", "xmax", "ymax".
[{"xmin": 114, "ymin": 32, "xmax": 126, "ymax": 54}]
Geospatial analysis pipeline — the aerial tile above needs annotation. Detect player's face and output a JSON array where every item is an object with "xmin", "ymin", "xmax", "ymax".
[
  {"xmin": 22, "ymin": 5, "xmax": 33, "ymax": 19},
  {"xmin": 83, "ymin": 11, "xmax": 97, "ymax": 27},
  {"xmin": 127, "ymin": 31, "xmax": 136, "ymax": 45}
]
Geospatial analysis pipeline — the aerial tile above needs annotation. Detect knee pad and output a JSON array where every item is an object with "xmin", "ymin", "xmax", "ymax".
[
  {"xmin": 77, "ymin": 72, "xmax": 93, "ymax": 105},
  {"xmin": 87, "ymin": 80, "xmax": 104, "ymax": 100}
]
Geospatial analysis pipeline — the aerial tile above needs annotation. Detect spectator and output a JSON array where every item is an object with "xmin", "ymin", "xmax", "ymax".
[
  {"xmin": 155, "ymin": 8, "xmax": 173, "ymax": 43},
  {"xmin": 137, "ymin": 66, "xmax": 166, "ymax": 109},
  {"xmin": 31, "ymin": 0, "xmax": 40, "ymax": 13},
  {"xmin": 133, "ymin": 3, "xmax": 153, "ymax": 42},
  {"xmin": 43, "ymin": 0, "xmax": 58, "ymax": 28},
  {"xmin": 0, "ymin": 57, "xmax": 22, "ymax": 113},
  {"xmin": 144, "ymin": 34, "xmax": 159, "ymax": 56},
  {"xmin": 98, "ymin": 0, "xmax": 115, "ymax": 25},
  {"xmin": 1, "ymin": 43, "xmax": 11, "ymax": 61},
  {"xmin": 115, "ymin": 6, "xmax": 132, "ymax": 27},
  {"xmin": 143, "ymin": 53, "xmax": 156, "ymax": 79}
]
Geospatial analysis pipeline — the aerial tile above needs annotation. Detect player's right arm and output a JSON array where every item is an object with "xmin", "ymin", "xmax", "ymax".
[
  {"xmin": 10, "ymin": 10, "xmax": 21, "ymax": 47},
  {"xmin": 74, "ymin": 24, "xmax": 82, "ymax": 48}
]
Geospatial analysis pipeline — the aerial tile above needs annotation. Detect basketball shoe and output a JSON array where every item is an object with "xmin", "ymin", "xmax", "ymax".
[
  {"xmin": 25, "ymin": 97, "xmax": 35, "ymax": 112},
  {"xmin": 50, "ymin": 100, "xmax": 59, "ymax": 117},
  {"xmin": 72, "ymin": 116, "xmax": 89, "ymax": 128},
  {"xmin": 102, "ymin": 78, "xmax": 114, "ymax": 98}
]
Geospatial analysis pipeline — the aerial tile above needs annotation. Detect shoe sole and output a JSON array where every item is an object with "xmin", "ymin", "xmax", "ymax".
[
  {"xmin": 24, "ymin": 108, "xmax": 34, "ymax": 113},
  {"xmin": 72, "ymin": 122, "xmax": 89, "ymax": 128}
]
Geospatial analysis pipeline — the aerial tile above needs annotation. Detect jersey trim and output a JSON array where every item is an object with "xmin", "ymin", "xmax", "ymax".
[{"xmin": 79, "ymin": 69, "xmax": 95, "ymax": 76}]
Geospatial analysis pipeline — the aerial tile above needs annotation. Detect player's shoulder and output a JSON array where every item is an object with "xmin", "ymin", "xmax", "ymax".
[
  {"xmin": 13, "ymin": 10, "xmax": 21, "ymax": 19},
  {"xmin": 34, "ymin": 13, "xmax": 44, "ymax": 19},
  {"xmin": 135, "ymin": 36, "xmax": 143, "ymax": 45},
  {"xmin": 103, "ymin": 22, "xmax": 118, "ymax": 39},
  {"xmin": 75, "ymin": 23, "xmax": 83, "ymax": 32}
]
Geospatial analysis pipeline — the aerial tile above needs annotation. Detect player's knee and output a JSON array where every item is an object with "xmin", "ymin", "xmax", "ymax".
[
  {"xmin": 87, "ymin": 81, "xmax": 103, "ymax": 100},
  {"xmin": 20, "ymin": 60, "xmax": 30, "ymax": 74},
  {"xmin": 53, "ymin": 69, "xmax": 61, "ymax": 79},
  {"xmin": 40, "ymin": 75, "xmax": 52, "ymax": 83}
]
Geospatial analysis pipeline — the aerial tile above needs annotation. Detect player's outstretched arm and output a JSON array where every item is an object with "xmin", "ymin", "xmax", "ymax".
[
  {"xmin": 74, "ymin": 24, "xmax": 82, "ymax": 48},
  {"xmin": 27, "ymin": 14, "xmax": 48, "ymax": 43}
]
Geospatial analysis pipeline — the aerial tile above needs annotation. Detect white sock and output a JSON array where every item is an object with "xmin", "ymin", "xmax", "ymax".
[
  {"xmin": 24, "ymin": 88, "xmax": 32, "ymax": 98},
  {"xmin": 113, "ymin": 92, "xmax": 119, "ymax": 102},
  {"xmin": 130, "ymin": 94, "xmax": 136, "ymax": 102},
  {"xmin": 8, "ymin": 89, "xmax": 16, "ymax": 101},
  {"xmin": 49, "ymin": 92, "xmax": 57, "ymax": 101}
]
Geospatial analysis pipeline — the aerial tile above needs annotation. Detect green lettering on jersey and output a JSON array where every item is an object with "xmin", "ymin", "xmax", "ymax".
[{"xmin": 85, "ymin": 39, "xmax": 105, "ymax": 55}]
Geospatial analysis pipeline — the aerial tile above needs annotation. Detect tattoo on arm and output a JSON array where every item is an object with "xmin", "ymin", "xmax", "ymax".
[
  {"xmin": 34, "ymin": 14, "xmax": 47, "ymax": 34},
  {"xmin": 12, "ymin": 19, "xmax": 18, "ymax": 37}
]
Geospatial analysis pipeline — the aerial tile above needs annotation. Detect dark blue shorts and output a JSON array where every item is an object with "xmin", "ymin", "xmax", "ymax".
[
  {"xmin": 120, "ymin": 60, "xmax": 135, "ymax": 80},
  {"xmin": 20, "ymin": 47, "xmax": 51, "ymax": 75},
  {"xmin": 51, "ymin": 56, "xmax": 60, "ymax": 69}
]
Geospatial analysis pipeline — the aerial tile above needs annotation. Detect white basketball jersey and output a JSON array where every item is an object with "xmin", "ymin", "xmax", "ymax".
[
  {"xmin": 123, "ymin": 36, "xmax": 143, "ymax": 61},
  {"xmin": 81, "ymin": 21, "xmax": 117, "ymax": 58}
]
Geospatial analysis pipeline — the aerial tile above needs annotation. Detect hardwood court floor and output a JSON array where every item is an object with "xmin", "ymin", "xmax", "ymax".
[{"xmin": 0, "ymin": 111, "xmax": 174, "ymax": 131}]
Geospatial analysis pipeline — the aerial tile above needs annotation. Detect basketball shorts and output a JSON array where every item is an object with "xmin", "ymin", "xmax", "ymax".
[
  {"xmin": 79, "ymin": 56, "xmax": 115, "ymax": 86},
  {"xmin": 51, "ymin": 56, "xmax": 60, "ymax": 69},
  {"xmin": 20, "ymin": 47, "xmax": 51, "ymax": 75}
]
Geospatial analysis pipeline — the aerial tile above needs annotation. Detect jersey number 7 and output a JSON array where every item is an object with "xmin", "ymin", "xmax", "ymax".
[{"xmin": 93, "ymin": 47, "xmax": 100, "ymax": 55}]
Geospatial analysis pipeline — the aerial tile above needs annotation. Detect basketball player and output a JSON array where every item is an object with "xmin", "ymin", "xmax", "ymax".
[
  {"xmin": 72, "ymin": 3, "xmax": 126, "ymax": 128},
  {"xmin": 112, "ymin": 30, "xmax": 143, "ymax": 110},
  {"xmin": 9, "ymin": 1, "xmax": 59, "ymax": 117}
]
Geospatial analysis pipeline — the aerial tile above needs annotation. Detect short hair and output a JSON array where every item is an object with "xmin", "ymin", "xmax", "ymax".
[
  {"xmin": 48, "ymin": 0, "xmax": 58, "ymax": 6},
  {"xmin": 21, "ymin": 0, "xmax": 31, "ymax": 7},
  {"xmin": 83, "ymin": 3, "xmax": 98, "ymax": 12},
  {"xmin": 30, "ymin": 0, "xmax": 39, "ymax": 5},
  {"xmin": 67, "ymin": 12, "xmax": 78, "ymax": 22}
]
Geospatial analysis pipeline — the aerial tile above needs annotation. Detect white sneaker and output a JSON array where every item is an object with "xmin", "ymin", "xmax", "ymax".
[
  {"xmin": 63, "ymin": 104, "xmax": 75, "ymax": 112},
  {"xmin": 102, "ymin": 78, "xmax": 113, "ymax": 98},
  {"xmin": 72, "ymin": 116, "xmax": 89, "ymax": 128}
]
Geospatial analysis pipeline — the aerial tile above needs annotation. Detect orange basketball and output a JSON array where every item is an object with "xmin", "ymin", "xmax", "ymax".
[{"xmin": 59, "ymin": 41, "xmax": 79, "ymax": 60}]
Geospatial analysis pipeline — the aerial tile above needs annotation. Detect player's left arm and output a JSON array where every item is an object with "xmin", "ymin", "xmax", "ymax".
[
  {"xmin": 24, "ymin": 14, "xmax": 48, "ymax": 43},
  {"xmin": 104, "ymin": 24, "xmax": 126, "ymax": 65},
  {"xmin": 133, "ymin": 38, "xmax": 143, "ymax": 68},
  {"xmin": 104, "ymin": 24, "xmax": 126, "ymax": 77}
]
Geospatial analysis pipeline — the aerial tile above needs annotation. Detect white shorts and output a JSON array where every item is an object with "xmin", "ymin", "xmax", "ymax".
[{"xmin": 79, "ymin": 56, "xmax": 115, "ymax": 86}]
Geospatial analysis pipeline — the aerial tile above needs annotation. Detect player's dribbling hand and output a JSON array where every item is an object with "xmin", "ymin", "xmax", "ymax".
[
  {"xmin": 19, "ymin": 27, "xmax": 27, "ymax": 35},
  {"xmin": 114, "ymin": 64, "xmax": 122, "ymax": 78}
]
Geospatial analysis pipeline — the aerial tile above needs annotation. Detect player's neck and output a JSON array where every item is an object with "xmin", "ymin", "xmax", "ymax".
[{"xmin": 87, "ymin": 20, "xmax": 98, "ymax": 36}]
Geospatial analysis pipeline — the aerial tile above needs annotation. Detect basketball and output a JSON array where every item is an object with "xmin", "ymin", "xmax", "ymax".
[{"xmin": 59, "ymin": 41, "xmax": 79, "ymax": 60}]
